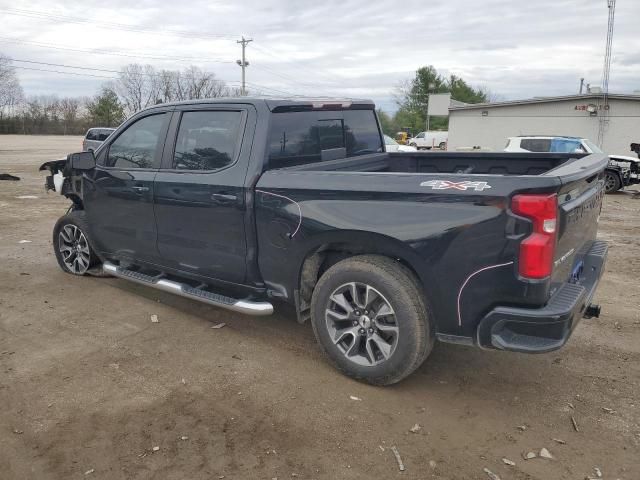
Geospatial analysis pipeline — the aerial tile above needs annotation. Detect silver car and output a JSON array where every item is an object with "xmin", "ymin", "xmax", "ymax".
[{"xmin": 82, "ymin": 128, "xmax": 115, "ymax": 152}]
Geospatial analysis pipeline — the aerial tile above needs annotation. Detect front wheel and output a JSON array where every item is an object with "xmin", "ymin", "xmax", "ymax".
[
  {"xmin": 53, "ymin": 210, "xmax": 99, "ymax": 275},
  {"xmin": 409, "ymin": 142, "xmax": 417, "ymax": 148},
  {"xmin": 439, "ymin": 141, "xmax": 447, "ymax": 150},
  {"xmin": 604, "ymin": 171, "xmax": 621, "ymax": 193},
  {"xmin": 310, "ymin": 255, "xmax": 433, "ymax": 385}
]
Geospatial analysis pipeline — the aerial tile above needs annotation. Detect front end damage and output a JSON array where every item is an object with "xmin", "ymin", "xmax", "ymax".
[{"xmin": 39, "ymin": 157, "xmax": 84, "ymax": 208}]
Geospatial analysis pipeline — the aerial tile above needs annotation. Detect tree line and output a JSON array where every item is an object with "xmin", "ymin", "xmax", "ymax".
[
  {"xmin": 0, "ymin": 54, "xmax": 241, "ymax": 134},
  {"xmin": 1, "ymin": 54, "xmax": 490, "ymax": 136}
]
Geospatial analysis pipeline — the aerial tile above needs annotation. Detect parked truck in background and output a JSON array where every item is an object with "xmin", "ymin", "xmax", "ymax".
[
  {"xmin": 408, "ymin": 131, "xmax": 448, "ymax": 150},
  {"xmin": 40, "ymin": 98, "xmax": 608, "ymax": 385}
]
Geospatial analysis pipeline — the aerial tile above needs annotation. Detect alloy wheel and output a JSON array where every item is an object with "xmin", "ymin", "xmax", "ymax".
[
  {"xmin": 325, "ymin": 282, "xmax": 399, "ymax": 366},
  {"xmin": 58, "ymin": 224, "xmax": 91, "ymax": 274}
]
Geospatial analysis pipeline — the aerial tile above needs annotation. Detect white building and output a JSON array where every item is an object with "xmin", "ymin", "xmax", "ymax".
[{"xmin": 447, "ymin": 94, "xmax": 640, "ymax": 156}]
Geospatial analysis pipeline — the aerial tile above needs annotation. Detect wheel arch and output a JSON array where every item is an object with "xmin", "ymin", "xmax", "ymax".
[
  {"xmin": 604, "ymin": 166, "xmax": 623, "ymax": 192},
  {"xmin": 294, "ymin": 231, "xmax": 429, "ymax": 323}
]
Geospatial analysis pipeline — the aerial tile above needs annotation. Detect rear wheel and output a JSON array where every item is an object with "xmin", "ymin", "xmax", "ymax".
[
  {"xmin": 53, "ymin": 211, "xmax": 99, "ymax": 275},
  {"xmin": 310, "ymin": 255, "xmax": 433, "ymax": 385},
  {"xmin": 604, "ymin": 171, "xmax": 621, "ymax": 193},
  {"xmin": 439, "ymin": 141, "xmax": 446, "ymax": 150}
]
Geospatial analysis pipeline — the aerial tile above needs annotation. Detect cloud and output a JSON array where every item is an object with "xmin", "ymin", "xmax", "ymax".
[{"xmin": 2, "ymin": 0, "xmax": 639, "ymax": 111}]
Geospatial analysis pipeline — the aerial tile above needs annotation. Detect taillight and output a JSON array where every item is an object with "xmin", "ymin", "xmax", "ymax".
[{"xmin": 511, "ymin": 193, "xmax": 558, "ymax": 279}]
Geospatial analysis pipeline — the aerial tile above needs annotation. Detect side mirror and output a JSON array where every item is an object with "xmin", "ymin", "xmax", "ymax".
[{"xmin": 68, "ymin": 151, "xmax": 96, "ymax": 170}]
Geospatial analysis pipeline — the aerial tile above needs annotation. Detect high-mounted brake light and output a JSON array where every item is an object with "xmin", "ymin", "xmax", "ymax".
[
  {"xmin": 511, "ymin": 193, "xmax": 558, "ymax": 279},
  {"xmin": 311, "ymin": 100, "xmax": 352, "ymax": 109}
]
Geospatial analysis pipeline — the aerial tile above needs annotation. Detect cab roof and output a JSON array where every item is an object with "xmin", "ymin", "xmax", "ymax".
[{"xmin": 142, "ymin": 97, "xmax": 375, "ymax": 112}]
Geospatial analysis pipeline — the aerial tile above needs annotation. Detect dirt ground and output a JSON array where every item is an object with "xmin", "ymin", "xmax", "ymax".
[{"xmin": 0, "ymin": 134, "xmax": 638, "ymax": 480}]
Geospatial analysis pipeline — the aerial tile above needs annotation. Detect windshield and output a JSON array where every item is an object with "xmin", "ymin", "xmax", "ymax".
[
  {"xmin": 583, "ymin": 139, "xmax": 604, "ymax": 154},
  {"xmin": 384, "ymin": 135, "xmax": 398, "ymax": 145}
]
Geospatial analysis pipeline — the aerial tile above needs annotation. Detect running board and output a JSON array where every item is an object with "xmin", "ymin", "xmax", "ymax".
[{"xmin": 103, "ymin": 262, "xmax": 274, "ymax": 316}]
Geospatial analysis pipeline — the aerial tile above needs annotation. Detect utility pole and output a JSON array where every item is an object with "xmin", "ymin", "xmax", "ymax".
[
  {"xmin": 579, "ymin": 78, "xmax": 585, "ymax": 94},
  {"xmin": 236, "ymin": 36, "xmax": 253, "ymax": 96},
  {"xmin": 598, "ymin": 0, "xmax": 616, "ymax": 147}
]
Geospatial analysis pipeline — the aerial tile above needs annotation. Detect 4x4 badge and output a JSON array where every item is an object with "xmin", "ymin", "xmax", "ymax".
[{"xmin": 420, "ymin": 180, "xmax": 492, "ymax": 191}]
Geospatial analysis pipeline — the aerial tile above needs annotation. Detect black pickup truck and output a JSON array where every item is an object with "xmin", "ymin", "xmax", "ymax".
[{"xmin": 40, "ymin": 98, "xmax": 608, "ymax": 385}]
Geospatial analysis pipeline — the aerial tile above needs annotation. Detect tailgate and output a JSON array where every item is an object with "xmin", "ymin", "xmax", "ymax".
[{"xmin": 550, "ymin": 156, "xmax": 607, "ymax": 285}]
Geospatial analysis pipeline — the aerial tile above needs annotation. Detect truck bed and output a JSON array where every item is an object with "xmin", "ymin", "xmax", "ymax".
[{"xmin": 283, "ymin": 151, "xmax": 586, "ymax": 176}]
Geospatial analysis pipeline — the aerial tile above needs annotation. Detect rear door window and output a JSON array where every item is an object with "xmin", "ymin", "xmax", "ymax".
[
  {"xmin": 520, "ymin": 138, "xmax": 552, "ymax": 152},
  {"xmin": 268, "ymin": 109, "xmax": 382, "ymax": 168},
  {"xmin": 172, "ymin": 111, "xmax": 243, "ymax": 171}
]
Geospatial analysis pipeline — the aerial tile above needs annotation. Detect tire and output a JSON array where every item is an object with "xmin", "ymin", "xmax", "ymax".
[
  {"xmin": 310, "ymin": 255, "xmax": 433, "ymax": 385},
  {"xmin": 53, "ymin": 210, "xmax": 99, "ymax": 275},
  {"xmin": 409, "ymin": 142, "xmax": 417, "ymax": 148},
  {"xmin": 439, "ymin": 141, "xmax": 446, "ymax": 150},
  {"xmin": 604, "ymin": 171, "xmax": 621, "ymax": 193}
]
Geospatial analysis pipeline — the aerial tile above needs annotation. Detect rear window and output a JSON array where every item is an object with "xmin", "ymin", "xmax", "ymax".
[
  {"xmin": 520, "ymin": 138, "xmax": 552, "ymax": 152},
  {"xmin": 267, "ymin": 109, "xmax": 382, "ymax": 168},
  {"xmin": 86, "ymin": 129, "xmax": 113, "ymax": 141}
]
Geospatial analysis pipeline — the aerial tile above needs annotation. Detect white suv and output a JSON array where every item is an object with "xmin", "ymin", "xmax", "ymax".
[{"xmin": 505, "ymin": 136, "xmax": 640, "ymax": 193}]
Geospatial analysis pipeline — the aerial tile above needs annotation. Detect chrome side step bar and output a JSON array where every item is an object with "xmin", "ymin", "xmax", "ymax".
[{"xmin": 103, "ymin": 262, "xmax": 274, "ymax": 316}]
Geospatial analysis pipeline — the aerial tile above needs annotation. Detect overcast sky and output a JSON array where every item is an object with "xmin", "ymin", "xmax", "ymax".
[{"xmin": 2, "ymin": 0, "xmax": 639, "ymax": 112}]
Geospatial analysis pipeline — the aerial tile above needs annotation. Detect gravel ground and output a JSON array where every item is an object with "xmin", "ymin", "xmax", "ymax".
[{"xmin": 1, "ymin": 135, "xmax": 639, "ymax": 480}]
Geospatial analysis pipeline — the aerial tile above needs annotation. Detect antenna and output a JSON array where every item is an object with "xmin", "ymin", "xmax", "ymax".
[{"xmin": 597, "ymin": 0, "xmax": 616, "ymax": 147}]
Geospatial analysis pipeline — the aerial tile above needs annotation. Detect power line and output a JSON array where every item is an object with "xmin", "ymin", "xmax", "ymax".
[
  {"xmin": 0, "ymin": 36, "xmax": 234, "ymax": 63},
  {"xmin": 0, "ymin": 7, "xmax": 362, "ymax": 96},
  {"xmin": 251, "ymin": 43, "xmax": 350, "ymax": 88},
  {"xmin": 13, "ymin": 65, "xmax": 116, "ymax": 79},
  {"xmin": 0, "ymin": 7, "xmax": 239, "ymax": 40},
  {"xmin": 11, "ymin": 58, "xmax": 147, "ymax": 75},
  {"xmin": 2, "ymin": 36, "xmax": 343, "ymax": 95},
  {"xmin": 244, "ymin": 81, "xmax": 297, "ymax": 97},
  {"xmin": 251, "ymin": 65, "xmax": 333, "ymax": 95},
  {"xmin": 12, "ymin": 64, "xmax": 299, "ymax": 97}
]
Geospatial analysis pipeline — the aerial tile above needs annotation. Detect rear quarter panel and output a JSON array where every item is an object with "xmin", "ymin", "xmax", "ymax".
[{"xmin": 255, "ymin": 170, "xmax": 561, "ymax": 337}]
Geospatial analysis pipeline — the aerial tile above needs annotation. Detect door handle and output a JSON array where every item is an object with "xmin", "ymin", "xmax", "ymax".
[
  {"xmin": 131, "ymin": 186, "xmax": 149, "ymax": 193},
  {"xmin": 210, "ymin": 193, "xmax": 238, "ymax": 204}
]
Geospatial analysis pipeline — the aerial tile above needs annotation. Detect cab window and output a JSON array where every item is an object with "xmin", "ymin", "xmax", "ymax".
[
  {"xmin": 105, "ymin": 114, "xmax": 168, "ymax": 169},
  {"xmin": 267, "ymin": 109, "xmax": 382, "ymax": 169},
  {"xmin": 173, "ymin": 111, "xmax": 243, "ymax": 170}
]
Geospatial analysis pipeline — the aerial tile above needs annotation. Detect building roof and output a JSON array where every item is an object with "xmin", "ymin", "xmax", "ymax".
[{"xmin": 449, "ymin": 93, "xmax": 640, "ymax": 111}]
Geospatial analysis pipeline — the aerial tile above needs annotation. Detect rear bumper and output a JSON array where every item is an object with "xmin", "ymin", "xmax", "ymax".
[{"xmin": 476, "ymin": 240, "xmax": 608, "ymax": 353}]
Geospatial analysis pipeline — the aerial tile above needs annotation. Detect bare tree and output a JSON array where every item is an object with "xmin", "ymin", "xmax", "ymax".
[
  {"xmin": 115, "ymin": 63, "xmax": 237, "ymax": 114},
  {"xmin": 115, "ymin": 64, "xmax": 160, "ymax": 114},
  {"xmin": 60, "ymin": 97, "xmax": 81, "ymax": 135},
  {"xmin": 0, "ymin": 54, "xmax": 24, "ymax": 117},
  {"xmin": 174, "ymin": 66, "xmax": 229, "ymax": 100}
]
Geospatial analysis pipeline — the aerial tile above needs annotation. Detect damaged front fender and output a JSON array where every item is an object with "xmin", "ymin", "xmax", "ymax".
[{"xmin": 39, "ymin": 154, "xmax": 92, "ymax": 208}]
